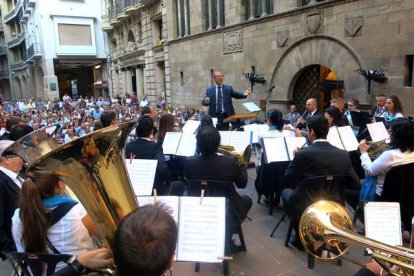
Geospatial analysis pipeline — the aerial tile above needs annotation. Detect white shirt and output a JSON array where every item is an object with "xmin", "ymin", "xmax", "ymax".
[
  {"xmin": 12, "ymin": 203, "xmax": 96, "ymax": 271},
  {"xmin": 0, "ymin": 166, "xmax": 22, "ymax": 189},
  {"xmin": 360, "ymin": 149, "xmax": 414, "ymax": 195}
]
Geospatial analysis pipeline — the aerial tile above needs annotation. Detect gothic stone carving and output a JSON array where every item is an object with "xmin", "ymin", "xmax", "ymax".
[
  {"xmin": 345, "ymin": 15, "xmax": 363, "ymax": 37},
  {"xmin": 276, "ymin": 30, "xmax": 289, "ymax": 48},
  {"xmin": 223, "ymin": 29, "xmax": 243, "ymax": 54},
  {"xmin": 306, "ymin": 10, "xmax": 323, "ymax": 35}
]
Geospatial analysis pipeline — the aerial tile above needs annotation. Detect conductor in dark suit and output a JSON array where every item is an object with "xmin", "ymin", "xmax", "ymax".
[
  {"xmin": 125, "ymin": 116, "xmax": 171, "ymax": 195},
  {"xmin": 282, "ymin": 116, "xmax": 359, "ymax": 250},
  {"xmin": 0, "ymin": 140, "xmax": 24, "ymax": 259},
  {"xmin": 202, "ymin": 71, "xmax": 251, "ymax": 130},
  {"xmin": 184, "ymin": 126, "xmax": 252, "ymax": 252}
]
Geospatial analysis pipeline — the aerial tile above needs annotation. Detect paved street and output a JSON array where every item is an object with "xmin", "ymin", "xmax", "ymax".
[{"xmin": 0, "ymin": 165, "xmax": 370, "ymax": 276}]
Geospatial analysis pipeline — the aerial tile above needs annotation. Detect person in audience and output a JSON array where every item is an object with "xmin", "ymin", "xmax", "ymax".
[
  {"xmin": 371, "ymin": 94, "xmax": 387, "ymax": 118},
  {"xmin": 113, "ymin": 204, "xmax": 177, "ymax": 276},
  {"xmin": 324, "ymin": 106, "xmax": 348, "ymax": 127},
  {"xmin": 0, "ymin": 140, "xmax": 23, "ymax": 260},
  {"xmin": 358, "ymin": 117, "xmax": 414, "ymax": 198},
  {"xmin": 286, "ymin": 104, "xmax": 301, "ymax": 126},
  {"xmin": 0, "ymin": 116, "xmax": 22, "ymax": 140},
  {"xmin": 184, "ymin": 126, "xmax": 252, "ymax": 253},
  {"xmin": 125, "ymin": 116, "xmax": 171, "ymax": 195},
  {"xmin": 383, "ymin": 95, "xmax": 404, "ymax": 122},
  {"xmin": 282, "ymin": 115, "xmax": 360, "ymax": 250},
  {"xmin": 100, "ymin": 111, "xmax": 118, "ymax": 128},
  {"xmin": 344, "ymin": 98, "xmax": 360, "ymax": 136},
  {"xmin": 11, "ymin": 165, "xmax": 98, "ymax": 272},
  {"xmin": 9, "ymin": 124, "xmax": 34, "ymax": 141}
]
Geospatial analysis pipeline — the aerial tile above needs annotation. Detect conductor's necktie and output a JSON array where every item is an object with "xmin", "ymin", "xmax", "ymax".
[{"xmin": 216, "ymin": 86, "xmax": 222, "ymax": 114}]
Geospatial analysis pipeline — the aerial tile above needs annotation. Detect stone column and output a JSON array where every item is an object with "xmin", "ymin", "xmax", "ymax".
[
  {"xmin": 249, "ymin": 0, "xmax": 255, "ymax": 20},
  {"xmin": 184, "ymin": 0, "xmax": 190, "ymax": 35},
  {"xmin": 177, "ymin": 0, "xmax": 183, "ymax": 37},
  {"xmin": 136, "ymin": 67, "xmax": 143, "ymax": 99},
  {"xmin": 126, "ymin": 69, "xmax": 132, "ymax": 95},
  {"xmin": 122, "ymin": 70, "xmax": 127, "ymax": 96},
  {"xmin": 261, "ymin": 0, "xmax": 267, "ymax": 16},
  {"xmin": 208, "ymin": 0, "xmax": 214, "ymax": 30},
  {"xmin": 216, "ymin": 0, "xmax": 222, "ymax": 28}
]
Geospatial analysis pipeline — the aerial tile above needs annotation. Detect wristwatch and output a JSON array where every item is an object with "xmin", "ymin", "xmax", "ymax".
[{"xmin": 67, "ymin": 255, "xmax": 87, "ymax": 274}]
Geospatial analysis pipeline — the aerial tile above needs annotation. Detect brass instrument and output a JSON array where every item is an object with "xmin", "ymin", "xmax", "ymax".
[
  {"xmin": 5, "ymin": 122, "xmax": 138, "ymax": 249},
  {"xmin": 357, "ymin": 140, "xmax": 390, "ymax": 160},
  {"xmin": 218, "ymin": 144, "xmax": 252, "ymax": 167},
  {"xmin": 300, "ymin": 201, "xmax": 414, "ymax": 275}
]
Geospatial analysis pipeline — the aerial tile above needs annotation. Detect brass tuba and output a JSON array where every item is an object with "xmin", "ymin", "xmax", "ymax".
[
  {"xmin": 218, "ymin": 144, "xmax": 252, "ymax": 167},
  {"xmin": 299, "ymin": 200, "xmax": 414, "ymax": 275},
  {"xmin": 5, "ymin": 122, "xmax": 138, "ymax": 248}
]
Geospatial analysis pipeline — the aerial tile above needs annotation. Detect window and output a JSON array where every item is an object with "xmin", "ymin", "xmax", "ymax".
[
  {"xmin": 244, "ymin": 0, "xmax": 273, "ymax": 19},
  {"xmin": 204, "ymin": 0, "xmax": 225, "ymax": 31},
  {"xmin": 58, "ymin": 24, "xmax": 92, "ymax": 46},
  {"xmin": 404, "ymin": 55, "xmax": 413, "ymax": 87}
]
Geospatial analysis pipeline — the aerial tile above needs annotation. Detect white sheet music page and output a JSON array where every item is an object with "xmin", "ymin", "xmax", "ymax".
[
  {"xmin": 262, "ymin": 137, "xmax": 289, "ymax": 163},
  {"xmin": 285, "ymin": 137, "xmax": 307, "ymax": 160},
  {"xmin": 229, "ymin": 131, "xmax": 251, "ymax": 152},
  {"xmin": 337, "ymin": 126, "xmax": 359, "ymax": 151},
  {"xmin": 212, "ymin": 117, "xmax": 218, "ymax": 127},
  {"xmin": 177, "ymin": 197, "xmax": 225, "ymax": 263},
  {"xmin": 136, "ymin": 196, "xmax": 180, "ymax": 223},
  {"xmin": 364, "ymin": 202, "xmax": 402, "ymax": 246},
  {"xmin": 182, "ymin": 120, "xmax": 201, "ymax": 134},
  {"xmin": 162, "ymin": 132, "xmax": 182, "ymax": 155},
  {"xmin": 327, "ymin": 127, "xmax": 345, "ymax": 150},
  {"xmin": 219, "ymin": 131, "xmax": 231, "ymax": 146},
  {"xmin": 243, "ymin": 124, "xmax": 260, "ymax": 143},
  {"xmin": 367, "ymin": 122, "xmax": 390, "ymax": 142},
  {"xmin": 243, "ymin": 102, "xmax": 261, "ymax": 112},
  {"xmin": 176, "ymin": 133, "xmax": 196, "ymax": 156},
  {"xmin": 126, "ymin": 159, "xmax": 158, "ymax": 196}
]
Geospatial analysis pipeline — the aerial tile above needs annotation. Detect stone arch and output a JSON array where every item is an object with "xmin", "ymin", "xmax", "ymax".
[
  {"xmin": 270, "ymin": 35, "xmax": 367, "ymax": 104},
  {"xmin": 35, "ymin": 66, "xmax": 45, "ymax": 98},
  {"xmin": 13, "ymin": 76, "xmax": 22, "ymax": 99}
]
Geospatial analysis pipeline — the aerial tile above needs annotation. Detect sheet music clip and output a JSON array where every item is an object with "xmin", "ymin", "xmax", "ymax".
[
  {"xmin": 217, "ymin": 256, "xmax": 233, "ymax": 260},
  {"xmin": 153, "ymin": 189, "xmax": 157, "ymax": 204},
  {"xmin": 199, "ymin": 189, "xmax": 205, "ymax": 205}
]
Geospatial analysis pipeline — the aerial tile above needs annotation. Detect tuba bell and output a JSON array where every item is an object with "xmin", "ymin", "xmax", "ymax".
[
  {"xmin": 5, "ymin": 122, "xmax": 138, "ymax": 249},
  {"xmin": 217, "ymin": 144, "xmax": 252, "ymax": 167},
  {"xmin": 300, "ymin": 200, "xmax": 414, "ymax": 275}
]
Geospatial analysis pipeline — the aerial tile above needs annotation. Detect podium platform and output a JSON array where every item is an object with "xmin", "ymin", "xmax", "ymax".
[{"xmin": 223, "ymin": 113, "xmax": 257, "ymax": 123}]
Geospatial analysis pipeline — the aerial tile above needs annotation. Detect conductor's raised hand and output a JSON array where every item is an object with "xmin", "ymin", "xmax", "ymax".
[
  {"xmin": 202, "ymin": 96, "xmax": 210, "ymax": 106},
  {"xmin": 244, "ymin": 88, "xmax": 252, "ymax": 97}
]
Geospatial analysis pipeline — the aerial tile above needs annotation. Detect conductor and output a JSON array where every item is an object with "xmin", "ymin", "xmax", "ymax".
[{"xmin": 202, "ymin": 71, "xmax": 251, "ymax": 130}]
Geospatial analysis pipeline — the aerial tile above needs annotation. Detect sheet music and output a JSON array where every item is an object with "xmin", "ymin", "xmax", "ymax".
[
  {"xmin": 126, "ymin": 159, "xmax": 158, "ymax": 196},
  {"xmin": 364, "ymin": 202, "xmax": 402, "ymax": 246},
  {"xmin": 327, "ymin": 127, "xmax": 345, "ymax": 150},
  {"xmin": 162, "ymin": 132, "xmax": 182, "ymax": 155},
  {"xmin": 219, "ymin": 131, "xmax": 231, "ymax": 146},
  {"xmin": 367, "ymin": 122, "xmax": 390, "ymax": 142},
  {"xmin": 176, "ymin": 133, "xmax": 197, "ymax": 156},
  {"xmin": 337, "ymin": 126, "xmax": 359, "ymax": 151},
  {"xmin": 285, "ymin": 137, "xmax": 307, "ymax": 160},
  {"xmin": 177, "ymin": 197, "xmax": 225, "ymax": 263},
  {"xmin": 182, "ymin": 120, "xmax": 200, "ymax": 134},
  {"xmin": 262, "ymin": 137, "xmax": 290, "ymax": 163},
  {"xmin": 137, "ymin": 196, "xmax": 180, "ymax": 223},
  {"xmin": 229, "ymin": 131, "xmax": 251, "ymax": 152},
  {"xmin": 242, "ymin": 102, "xmax": 261, "ymax": 112}
]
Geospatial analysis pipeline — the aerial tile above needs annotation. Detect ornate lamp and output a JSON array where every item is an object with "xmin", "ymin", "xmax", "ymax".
[
  {"xmin": 244, "ymin": 72, "xmax": 265, "ymax": 92},
  {"xmin": 356, "ymin": 68, "xmax": 387, "ymax": 95}
]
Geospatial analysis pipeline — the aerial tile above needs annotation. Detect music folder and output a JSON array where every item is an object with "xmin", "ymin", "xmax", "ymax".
[
  {"xmin": 366, "ymin": 122, "xmax": 390, "ymax": 142},
  {"xmin": 350, "ymin": 111, "xmax": 371, "ymax": 127},
  {"xmin": 219, "ymin": 131, "xmax": 252, "ymax": 152},
  {"xmin": 162, "ymin": 132, "xmax": 197, "ymax": 156},
  {"xmin": 261, "ymin": 136, "xmax": 307, "ymax": 163},
  {"xmin": 137, "ymin": 196, "xmax": 226, "ymax": 263},
  {"xmin": 327, "ymin": 126, "xmax": 359, "ymax": 151}
]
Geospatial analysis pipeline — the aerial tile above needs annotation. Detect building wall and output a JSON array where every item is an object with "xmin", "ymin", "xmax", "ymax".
[{"xmin": 163, "ymin": 0, "xmax": 414, "ymax": 116}]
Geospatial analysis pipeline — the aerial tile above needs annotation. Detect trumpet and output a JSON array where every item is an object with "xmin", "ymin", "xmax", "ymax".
[
  {"xmin": 300, "ymin": 201, "xmax": 414, "ymax": 275},
  {"xmin": 218, "ymin": 144, "xmax": 251, "ymax": 167}
]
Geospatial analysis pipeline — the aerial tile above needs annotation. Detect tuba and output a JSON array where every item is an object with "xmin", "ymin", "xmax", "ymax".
[
  {"xmin": 218, "ymin": 144, "xmax": 252, "ymax": 167},
  {"xmin": 5, "ymin": 122, "xmax": 138, "ymax": 248},
  {"xmin": 299, "ymin": 201, "xmax": 414, "ymax": 275}
]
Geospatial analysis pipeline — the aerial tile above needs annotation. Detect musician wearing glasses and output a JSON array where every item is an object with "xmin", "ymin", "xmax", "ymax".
[{"xmin": 202, "ymin": 71, "xmax": 251, "ymax": 130}]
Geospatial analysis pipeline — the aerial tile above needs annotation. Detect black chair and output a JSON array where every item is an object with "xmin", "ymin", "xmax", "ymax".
[
  {"xmin": 273, "ymin": 175, "xmax": 351, "ymax": 269},
  {"xmin": 255, "ymin": 161, "xmax": 289, "ymax": 215},
  {"xmin": 381, "ymin": 162, "xmax": 414, "ymax": 232},
  {"xmin": 7, "ymin": 252, "xmax": 72, "ymax": 276},
  {"xmin": 186, "ymin": 179, "xmax": 248, "ymax": 276}
]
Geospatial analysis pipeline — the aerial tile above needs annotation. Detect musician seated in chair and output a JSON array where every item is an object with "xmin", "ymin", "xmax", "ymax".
[
  {"xmin": 113, "ymin": 204, "xmax": 177, "ymax": 276},
  {"xmin": 282, "ymin": 115, "xmax": 360, "ymax": 250},
  {"xmin": 184, "ymin": 126, "xmax": 252, "ymax": 252}
]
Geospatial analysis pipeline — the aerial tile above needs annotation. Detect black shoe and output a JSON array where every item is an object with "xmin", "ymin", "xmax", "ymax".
[
  {"xmin": 228, "ymin": 240, "xmax": 243, "ymax": 254},
  {"xmin": 289, "ymin": 237, "xmax": 305, "ymax": 251}
]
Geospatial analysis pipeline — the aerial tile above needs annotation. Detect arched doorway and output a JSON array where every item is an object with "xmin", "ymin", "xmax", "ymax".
[{"xmin": 292, "ymin": 64, "xmax": 344, "ymax": 113}]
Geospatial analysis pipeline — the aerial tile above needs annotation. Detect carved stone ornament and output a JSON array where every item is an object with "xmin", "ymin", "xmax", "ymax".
[
  {"xmin": 223, "ymin": 29, "xmax": 243, "ymax": 54},
  {"xmin": 345, "ymin": 15, "xmax": 363, "ymax": 37},
  {"xmin": 276, "ymin": 30, "xmax": 289, "ymax": 48},
  {"xmin": 306, "ymin": 10, "xmax": 323, "ymax": 35}
]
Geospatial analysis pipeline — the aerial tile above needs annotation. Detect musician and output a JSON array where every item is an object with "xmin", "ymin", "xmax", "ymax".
[
  {"xmin": 157, "ymin": 113, "xmax": 177, "ymax": 144},
  {"xmin": 383, "ymin": 95, "xmax": 404, "ymax": 122},
  {"xmin": 282, "ymin": 116, "xmax": 360, "ymax": 250},
  {"xmin": 324, "ymin": 106, "xmax": 348, "ymax": 127},
  {"xmin": 11, "ymin": 168, "xmax": 98, "ymax": 272},
  {"xmin": 184, "ymin": 126, "xmax": 252, "ymax": 252},
  {"xmin": 114, "ymin": 204, "xmax": 177, "ymax": 276},
  {"xmin": 358, "ymin": 118, "xmax": 414, "ymax": 198},
  {"xmin": 371, "ymin": 93, "xmax": 387, "ymax": 118},
  {"xmin": 295, "ymin": 98, "xmax": 322, "ymax": 131},
  {"xmin": 344, "ymin": 98, "xmax": 360, "ymax": 136},
  {"xmin": 202, "ymin": 71, "xmax": 251, "ymax": 130},
  {"xmin": 125, "ymin": 116, "xmax": 171, "ymax": 195},
  {"xmin": 0, "ymin": 140, "xmax": 22, "ymax": 259},
  {"xmin": 285, "ymin": 104, "xmax": 301, "ymax": 125}
]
